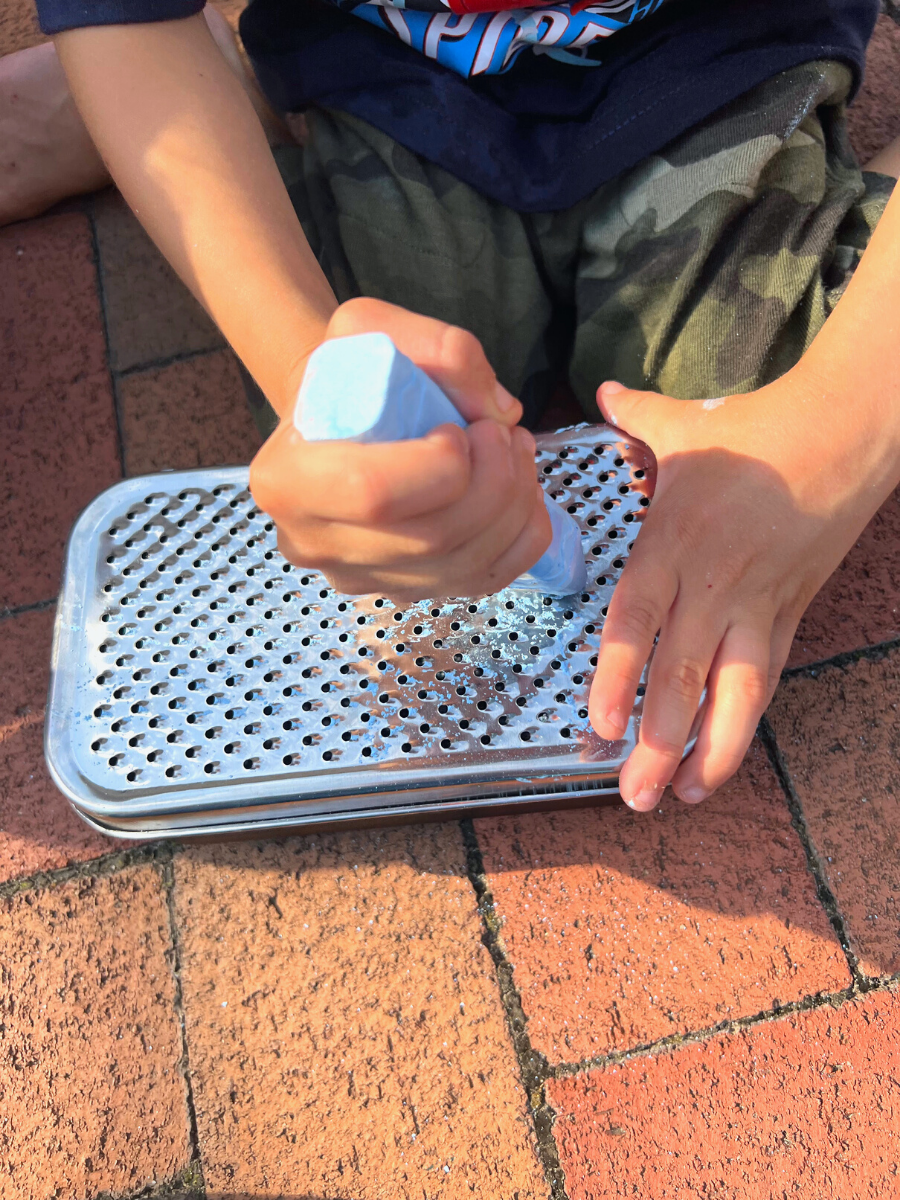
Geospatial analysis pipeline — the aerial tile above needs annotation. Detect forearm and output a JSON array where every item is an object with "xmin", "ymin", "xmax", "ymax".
[
  {"xmin": 55, "ymin": 14, "xmax": 336, "ymax": 416},
  {"xmin": 797, "ymin": 170, "xmax": 900, "ymax": 495}
]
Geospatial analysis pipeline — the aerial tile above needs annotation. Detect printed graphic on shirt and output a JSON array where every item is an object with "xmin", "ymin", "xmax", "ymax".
[{"xmin": 338, "ymin": 0, "xmax": 670, "ymax": 75}]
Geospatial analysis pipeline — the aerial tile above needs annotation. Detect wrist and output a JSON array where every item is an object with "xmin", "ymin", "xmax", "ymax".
[
  {"xmin": 274, "ymin": 340, "xmax": 323, "ymax": 422},
  {"xmin": 252, "ymin": 314, "xmax": 330, "ymax": 422},
  {"xmin": 771, "ymin": 354, "xmax": 900, "ymax": 516}
]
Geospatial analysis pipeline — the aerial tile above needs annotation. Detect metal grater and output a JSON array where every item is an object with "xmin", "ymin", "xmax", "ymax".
[{"xmin": 46, "ymin": 424, "xmax": 655, "ymax": 839}]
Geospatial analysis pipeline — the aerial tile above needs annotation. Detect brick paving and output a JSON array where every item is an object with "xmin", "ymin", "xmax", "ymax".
[
  {"xmin": 547, "ymin": 985, "xmax": 900, "ymax": 1199},
  {"xmin": 0, "ymin": 213, "xmax": 120, "ymax": 612},
  {"xmin": 174, "ymin": 828, "xmax": 547, "ymax": 1197},
  {"xmin": 117, "ymin": 349, "xmax": 259, "ymax": 476},
  {"xmin": 476, "ymin": 741, "xmax": 850, "ymax": 1064},
  {"xmin": 769, "ymin": 656, "xmax": 900, "ymax": 980},
  {"xmin": 1, "ymin": 5, "xmax": 899, "ymax": 1199}
]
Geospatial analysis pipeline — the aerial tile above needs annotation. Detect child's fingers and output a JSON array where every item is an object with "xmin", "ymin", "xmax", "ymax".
[
  {"xmin": 294, "ymin": 486, "xmax": 547, "ymax": 603},
  {"xmin": 331, "ymin": 479, "xmax": 548, "ymax": 601},
  {"xmin": 326, "ymin": 297, "xmax": 522, "ymax": 427},
  {"xmin": 589, "ymin": 556, "xmax": 677, "ymax": 741},
  {"xmin": 669, "ymin": 623, "xmax": 773, "ymax": 803},
  {"xmin": 616, "ymin": 608, "xmax": 723, "ymax": 810},
  {"xmin": 251, "ymin": 420, "xmax": 472, "ymax": 527},
  {"xmin": 476, "ymin": 483, "xmax": 552, "ymax": 592},
  {"xmin": 264, "ymin": 422, "xmax": 542, "ymax": 594},
  {"xmin": 394, "ymin": 422, "xmax": 538, "ymax": 565}
]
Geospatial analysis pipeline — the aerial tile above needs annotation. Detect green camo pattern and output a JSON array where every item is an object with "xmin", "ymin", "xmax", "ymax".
[{"xmin": 268, "ymin": 60, "xmax": 894, "ymax": 431}]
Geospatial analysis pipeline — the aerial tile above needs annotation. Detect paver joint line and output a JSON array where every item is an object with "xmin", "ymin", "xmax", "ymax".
[
  {"xmin": 460, "ymin": 818, "xmax": 569, "ymax": 1200},
  {"xmin": 113, "ymin": 343, "xmax": 231, "ymax": 381},
  {"xmin": 546, "ymin": 977, "xmax": 874, "ymax": 1080},
  {"xmin": 87, "ymin": 204, "xmax": 127, "ymax": 478},
  {"xmin": 0, "ymin": 595, "xmax": 57, "ymax": 624},
  {"xmin": 757, "ymin": 714, "xmax": 863, "ymax": 984},
  {"xmin": 161, "ymin": 853, "xmax": 207, "ymax": 1196},
  {"xmin": 780, "ymin": 631, "xmax": 900, "ymax": 681},
  {"xmin": 0, "ymin": 837, "xmax": 169, "ymax": 902}
]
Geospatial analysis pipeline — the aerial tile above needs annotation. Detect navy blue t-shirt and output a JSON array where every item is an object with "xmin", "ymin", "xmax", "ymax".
[{"xmin": 39, "ymin": 0, "xmax": 879, "ymax": 210}]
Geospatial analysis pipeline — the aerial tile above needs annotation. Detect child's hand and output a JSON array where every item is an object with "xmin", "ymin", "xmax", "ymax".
[
  {"xmin": 250, "ymin": 298, "xmax": 550, "ymax": 601},
  {"xmin": 589, "ymin": 368, "xmax": 896, "ymax": 811}
]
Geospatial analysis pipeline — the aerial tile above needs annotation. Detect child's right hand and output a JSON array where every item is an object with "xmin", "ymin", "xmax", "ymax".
[{"xmin": 249, "ymin": 298, "xmax": 551, "ymax": 601}]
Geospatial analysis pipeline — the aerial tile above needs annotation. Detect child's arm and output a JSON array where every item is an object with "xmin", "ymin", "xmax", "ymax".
[
  {"xmin": 589, "ymin": 158, "xmax": 900, "ymax": 811},
  {"xmin": 56, "ymin": 15, "xmax": 548, "ymax": 599},
  {"xmin": 56, "ymin": 14, "xmax": 335, "ymax": 413}
]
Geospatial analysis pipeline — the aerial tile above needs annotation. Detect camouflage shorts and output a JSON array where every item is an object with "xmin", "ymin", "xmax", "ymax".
[{"xmin": 257, "ymin": 59, "xmax": 895, "ymax": 433}]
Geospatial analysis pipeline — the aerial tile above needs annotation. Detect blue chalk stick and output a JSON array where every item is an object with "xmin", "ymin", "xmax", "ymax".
[
  {"xmin": 294, "ymin": 333, "xmax": 587, "ymax": 596},
  {"xmin": 296, "ymin": 333, "xmax": 465, "ymax": 442}
]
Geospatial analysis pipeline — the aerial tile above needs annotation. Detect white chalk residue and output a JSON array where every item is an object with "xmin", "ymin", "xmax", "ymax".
[{"xmin": 702, "ymin": 396, "xmax": 726, "ymax": 411}]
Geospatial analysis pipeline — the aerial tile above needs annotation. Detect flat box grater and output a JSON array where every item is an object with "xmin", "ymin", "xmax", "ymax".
[{"xmin": 46, "ymin": 424, "xmax": 655, "ymax": 840}]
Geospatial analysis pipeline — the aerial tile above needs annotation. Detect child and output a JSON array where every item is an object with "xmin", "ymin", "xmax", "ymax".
[{"xmin": 33, "ymin": 0, "xmax": 900, "ymax": 810}]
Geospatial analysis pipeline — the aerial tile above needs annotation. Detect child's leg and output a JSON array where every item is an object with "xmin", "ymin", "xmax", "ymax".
[
  {"xmin": 0, "ymin": 7, "xmax": 284, "ymax": 226},
  {"xmin": 249, "ymin": 107, "xmax": 569, "ymax": 437},
  {"xmin": 568, "ymin": 61, "xmax": 897, "ymax": 412},
  {"xmin": 0, "ymin": 40, "xmax": 109, "ymax": 225}
]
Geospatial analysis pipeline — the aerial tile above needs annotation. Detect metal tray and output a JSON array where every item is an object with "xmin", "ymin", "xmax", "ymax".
[{"xmin": 46, "ymin": 424, "xmax": 654, "ymax": 839}]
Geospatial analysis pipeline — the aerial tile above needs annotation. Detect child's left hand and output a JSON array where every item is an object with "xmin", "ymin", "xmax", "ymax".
[{"xmin": 589, "ymin": 366, "xmax": 899, "ymax": 811}]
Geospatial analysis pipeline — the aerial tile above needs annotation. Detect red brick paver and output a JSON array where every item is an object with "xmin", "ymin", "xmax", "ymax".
[
  {"xmin": 0, "ymin": 607, "xmax": 112, "ymax": 883},
  {"xmin": 789, "ymin": 489, "xmax": 900, "ymax": 667},
  {"xmin": 0, "ymin": 866, "xmax": 191, "ymax": 1200},
  {"xmin": 769, "ymin": 653, "xmax": 900, "ymax": 979},
  {"xmin": 846, "ymin": 12, "xmax": 900, "ymax": 165},
  {"xmin": 0, "ymin": 215, "xmax": 120, "ymax": 612},
  {"xmin": 0, "ymin": 0, "xmax": 43, "ymax": 57},
  {"xmin": 173, "ymin": 826, "xmax": 548, "ymax": 1199},
  {"xmin": 477, "ymin": 742, "xmax": 850, "ymax": 1064},
  {"xmin": 118, "ymin": 349, "xmax": 261, "ymax": 475},
  {"xmin": 547, "ymin": 984, "xmax": 900, "ymax": 1200}
]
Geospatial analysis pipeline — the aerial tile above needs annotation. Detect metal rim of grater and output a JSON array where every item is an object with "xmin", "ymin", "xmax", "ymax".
[{"xmin": 46, "ymin": 424, "xmax": 660, "ymax": 839}]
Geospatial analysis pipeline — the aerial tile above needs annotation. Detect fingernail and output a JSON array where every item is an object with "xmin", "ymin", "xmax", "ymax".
[
  {"xmin": 603, "ymin": 710, "xmax": 627, "ymax": 738},
  {"xmin": 627, "ymin": 784, "xmax": 660, "ymax": 811},
  {"xmin": 600, "ymin": 381, "xmax": 626, "ymax": 395},
  {"xmin": 495, "ymin": 381, "xmax": 518, "ymax": 413},
  {"xmin": 680, "ymin": 786, "xmax": 709, "ymax": 804},
  {"xmin": 426, "ymin": 422, "xmax": 467, "ymax": 451}
]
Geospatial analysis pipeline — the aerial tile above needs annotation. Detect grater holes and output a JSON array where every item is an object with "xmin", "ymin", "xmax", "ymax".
[{"xmin": 84, "ymin": 433, "xmax": 642, "ymax": 787}]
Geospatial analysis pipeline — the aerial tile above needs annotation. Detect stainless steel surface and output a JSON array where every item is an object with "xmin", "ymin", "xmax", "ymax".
[{"xmin": 46, "ymin": 424, "xmax": 655, "ymax": 837}]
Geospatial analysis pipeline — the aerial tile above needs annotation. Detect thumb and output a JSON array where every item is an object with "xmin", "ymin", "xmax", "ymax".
[{"xmin": 596, "ymin": 380, "xmax": 680, "ymax": 448}]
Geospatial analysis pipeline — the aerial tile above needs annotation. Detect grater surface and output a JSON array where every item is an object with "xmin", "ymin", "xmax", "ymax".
[{"xmin": 47, "ymin": 425, "xmax": 655, "ymax": 836}]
